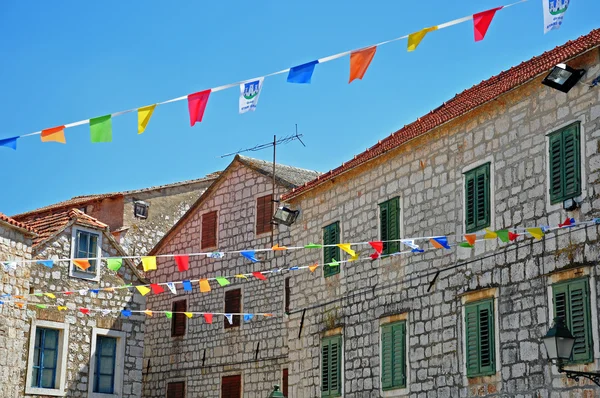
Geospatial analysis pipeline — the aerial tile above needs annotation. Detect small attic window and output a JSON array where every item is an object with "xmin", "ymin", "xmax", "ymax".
[{"xmin": 134, "ymin": 201, "xmax": 149, "ymax": 219}]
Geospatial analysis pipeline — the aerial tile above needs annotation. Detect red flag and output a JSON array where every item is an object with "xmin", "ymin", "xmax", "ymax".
[
  {"xmin": 508, "ymin": 232, "xmax": 520, "ymax": 241},
  {"xmin": 80, "ymin": 308, "xmax": 90, "ymax": 315},
  {"xmin": 559, "ymin": 217, "xmax": 572, "ymax": 228},
  {"xmin": 473, "ymin": 7, "xmax": 502, "ymax": 42},
  {"xmin": 41, "ymin": 125, "xmax": 66, "ymax": 144},
  {"xmin": 370, "ymin": 252, "xmax": 380, "ymax": 260},
  {"xmin": 369, "ymin": 241, "xmax": 383, "ymax": 254},
  {"xmin": 349, "ymin": 46, "xmax": 377, "ymax": 83},
  {"xmin": 203, "ymin": 313, "xmax": 213, "ymax": 324},
  {"xmin": 150, "ymin": 283, "xmax": 165, "ymax": 294},
  {"xmin": 252, "ymin": 271, "xmax": 267, "ymax": 280},
  {"xmin": 187, "ymin": 90, "xmax": 211, "ymax": 126},
  {"xmin": 175, "ymin": 255, "xmax": 189, "ymax": 272}
]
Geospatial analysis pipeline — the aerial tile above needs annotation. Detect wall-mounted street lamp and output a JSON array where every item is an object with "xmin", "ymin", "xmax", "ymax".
[
  {"xmin": 542, "ymin": 317, "xmax": 600, "ymax": 386},
  {"xmin": 541, "ymin": 64, "xmax": 586, "ymax": 93},
  {"xmin": 272, "ymin": 205, "xmax": 300, "ymax": 226},
  {"xmin": 267, "ymin": 385, "xmax": 286, "ymax": 398}
]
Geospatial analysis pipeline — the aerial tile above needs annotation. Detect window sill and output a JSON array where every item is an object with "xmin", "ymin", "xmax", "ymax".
[
  {"xmin": 467, "ymin": 371, "xmax": 496, "ymax": 378},
  {"xmin": 382, "ymin": 386, "xmax": 409, "ymax": 397},
  {"xmin": 25, "ymin": 387, "xmax": 65, "ymax": 396},
  {"xmin": 89, "ymin": 392, "xmax": 120, "ymax": 398}
]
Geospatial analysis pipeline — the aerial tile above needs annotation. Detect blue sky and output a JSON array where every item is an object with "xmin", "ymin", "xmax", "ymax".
[{"xmin": 0, "ymin": 0, "xmax": 596, "ymax": 215}]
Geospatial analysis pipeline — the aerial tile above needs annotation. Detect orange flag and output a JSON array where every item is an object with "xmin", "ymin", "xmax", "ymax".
[
  {"xmin": 308, "ymin": 263, "xmax": 319, "ymax": 272},
  {"xmin": 272, "ymin": 244, "xmax": 288, "ymax": 251},
  {"xmin": 199, "ymin": 279, "xmax": 211, "ymax": 293},
  {"xmin": 349, "ymin": 46, "xmax": 377, "ymax": 83},
  {"xmin": 73, "ymin": 259, "xmax": 91, "ymax": 270},
  {"xmin": 464, "ymin": 234, "xmax": 477, "ymax": 246},
  {"xmin": 41, "ymin": 126, "xmax": 66, "ymax": 144}
]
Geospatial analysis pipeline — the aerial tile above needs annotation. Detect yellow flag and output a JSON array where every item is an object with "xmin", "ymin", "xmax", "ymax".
[
  {"xmin": 337, "ymin": 243, "xmax": 356, "ymax": 258},
  {"xmin": 144, "ymin": 310, "xmax": 153, "ymax": 316},
  {"xmin": 137, "ymin": 104, "xmax": 156, "ymax": 134},
  {"xmin": 234, "ymin": 274, "xmax": 248, "ymax": 279},
  {"xmin": 308, "ymin": 263, "xmax": 319, "ymax": 272},
  {"xmin": 184, "ymin": 312, "xmax": 193, "ymax": 318},
  {"xmin": 199, "ymin": 279, "xmax": 211, "ymax": 293},
  {"xmin": 527, "ymin": 227, "xmax": 544, "ymax": 240},
  {"xmin": 136, "ymin": 285, "xmax": 151, "ymax": 296},
  {"xmin": 407, "ymin": 26, "xmax": 438, "ymax": 52},
  {"xmin": 484, "ymin": 228, "xmax": 498, "ymax": 239},
  {"xmin": 57, "ymin": 306, "xmax": 67, "ymax": 311},
  {"xmin": 141, "ymin": 256, "xmax": 157, "ymax": 272},
  {"xmin": 44, "ymin": 293, "xmax": 56, "ymax": 299}
]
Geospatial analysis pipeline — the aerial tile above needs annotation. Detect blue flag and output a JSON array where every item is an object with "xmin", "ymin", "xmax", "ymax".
[
  {"xmin": 287, "ymin": 61, "xmax": 319, "ymax": 84},
  {"xmin": 241, "ymin": 251, "xmax": 259, "ymax": 263},
  {"xmin": 121, "ymin": 310, "xmax": 132, "ymax": 317},
  {"xmin": 0, "ymin": 136, "xmax": 18, "ymax": 150},
  {"xmin": 183, "ymin": 280, "xmax": 193, "ymax": 291},
  {"xmin": 243, "ymin": 314, "xmax": 254, "ymax": 322},
  {"xmin": 37, "ymin": 260, "xmax": 53, "ymax": 268}
]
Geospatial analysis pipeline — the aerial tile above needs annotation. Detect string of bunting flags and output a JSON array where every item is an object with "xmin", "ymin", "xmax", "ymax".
[
  {"xmin": 1, "ymin": 217, "xmax": 595, "ymax": 302},
  {"xmin": 0, "ymin": 0, "xmax": 573, "ymax": 150}
]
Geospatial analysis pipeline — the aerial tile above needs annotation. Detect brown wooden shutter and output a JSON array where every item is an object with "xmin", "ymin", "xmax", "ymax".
[
  {"xmin": 221, "ymin": 375, "xmax": 241, "ymax": 398},
  {"xmin": 171, "ymin": 300, "xmax": 187, "ymax": 337},
  {"xmin": 167, "ymin": 381, "xmax": 185, "ymax": 398},
  {"xmin": 224, "ymin": 289, "xmax": 241, "ymax": 328},
  {"xmin": 256, "ymin": 195, "xmax": 273, "ymax": 235},
  {"xmin": 201, "ymin": 211, "xmax": 218, "ymax": 249},
  {"xmin": 282, "ymin": 368, "xmax": 289, "ymax": 397},
  {"xmin": 284, "ymin": 277, "xmax": 290, "ymax": 313}
]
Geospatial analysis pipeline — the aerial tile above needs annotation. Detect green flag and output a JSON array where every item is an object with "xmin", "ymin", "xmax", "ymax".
[
  {"xmin": 165, "ymin": 311, "xmax": 173, "ymax": 319},
  {"xmin": 329, "ymin": 258, "xmax": 340, "ymax": 267},
  {"xmin": 304, "ymin": 243, "xmax": 322, "ymax": 249},
  {"xmin": 496, "ymin": 229, "xmax": 509, "ymax": 243},
  {"xmin": 215, "ymin": 277, "xmax": 230, "ymax": 287},
  {"xmin": 458, "ymin": 242, "xmax": 473, "ymax": 248},
  {"xmin": 107, "ymin": 258, "xmax": 123, "ymax": 272},
  {"xmin": 90, "ymin": 115, "xmax": 112, "ymax": 143}
]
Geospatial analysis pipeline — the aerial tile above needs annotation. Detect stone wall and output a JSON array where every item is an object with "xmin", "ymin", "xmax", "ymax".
[
  {"xmin": 0, "ymin": 223, "xmax": 32, "ymax": 398},
  {"xmin": 27, "ymin": 224, "xmax": 145, "ymax": 397},
  {"xmin": 143, "ymin": 162, "xmax": 290, "ymax": 397},
  {"xmin": 286, "ymin": 49, "xmax": 600, "ymax": 397}
]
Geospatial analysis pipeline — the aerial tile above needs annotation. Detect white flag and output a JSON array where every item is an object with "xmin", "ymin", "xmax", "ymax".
[
  {"xmin": 166, "ymin": 282, "xmax": 177, "ymax": 295},
  {"xmin": 225, "ymin": 314, "xmax": 233, "ymax": 325},
  {"xmin": 101, "ymin": 309, "xmax": 112, "ymax": 316},
  {"xmin": 207, "ymin": 252, "xmax": 225, "ymax": 259},
  {"xmin": 239, "ymin": 78, "xmax": 264, "ymax": 114},
  {"xmin": 400, "ymin": 239, "xmax": 418, "ymax": 250},
  {"xmin": 543, "ymin": 0, "xmax": 569, "ymax": 34}
]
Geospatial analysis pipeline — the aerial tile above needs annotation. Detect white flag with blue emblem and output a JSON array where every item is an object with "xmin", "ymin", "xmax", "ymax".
[
  {"xmin": 225, "ymin": 314, "xmax": 233, "ymax": 325},
  {"xmin": 239, "ymin": 77, "xmax": 264, "ymax": 114},
  {"xmin": 543, "ymin": 0, "xmax": 569, "ymax": 34}
]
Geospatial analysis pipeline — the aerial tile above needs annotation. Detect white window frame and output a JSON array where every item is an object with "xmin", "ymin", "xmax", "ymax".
[
  {"xmin": 379, "ymin": 313, "xmax": 410, "ymax": 397},
  {"xmin": 87, "ymin": 328, "xmax": 126, "ymax": 398},
  {"xmin": 25, "ymin": 319, "xmax": 69, "ymax": 397},
  {"xmin": 69, "ymin": 226, "xmax": 103, "ymax": 281}
]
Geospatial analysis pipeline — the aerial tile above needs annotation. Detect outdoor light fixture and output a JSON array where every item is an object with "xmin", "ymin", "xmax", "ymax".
[
  {"xmin": 563, "ymin": 198, "xmax": 579, "ymax": 212},
  {"xmin": 272, "ymin": 205, "xmax": 300, "ymax": 226},
  {"xmin": 267, "ymin": 385, "xmax": 286, "ymax": 398},
  {"xmin": 542, "ymin": 318, "xmax": 600, "ymax": 386},
  {"xmin": 541, "ymin": 63, "xmax": 586, "ymax": 93}
]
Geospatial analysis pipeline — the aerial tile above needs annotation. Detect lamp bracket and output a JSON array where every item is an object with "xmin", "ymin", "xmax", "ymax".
[{"xmin": 558, "ymin": 364, "xmax": 600, "ymax": 387}]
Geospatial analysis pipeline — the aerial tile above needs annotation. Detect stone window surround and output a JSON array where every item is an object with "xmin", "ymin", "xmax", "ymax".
[
  {"xmin": 223, "ymin": 285, "xmax": 243, "ymax": 331},
  {"xmin": 461, "ymin": 156, "xmax": 495, "ymax": 235},
  {"xmin": 377, "ymin": 196, "xmax": 403, "ymax": 259},
  {"xmin": 379, "ymin": 313, "xmax": 410, "ymax": 397},
  {"xmin": 166, "ymin": 377, "xmax": 186, "ymax": 398},
  {"xmin": 321, "ymin": 327, "xmax": 343, "ymax": 397},
  {"xmin": 254, "ymin": 192, "xmax": 274, "ymax": 239},
  {"xmin": 221, "ymin": 372, "xmax": 243, "ymax": 398},
  {"xmin": 25, "ymin": 319, "xmax": 70, "ymax": 397},
  {"xmin": 87, "ymin": 327, "xmax": 126, "ymax": 398},
  {"xmin": 544, "ymin": 116, "xmax": 587, "ymax": 213},
  {"xmin": 545, "ymin": 266, "xmax": 600, "ymax": 374},
  {"xmin": 69, "ymin": 225, "xmax": 103, "ymax": 281},
  {"xmin": 459, "ymin": 287, "xmax": 500, "ymax": 383}
]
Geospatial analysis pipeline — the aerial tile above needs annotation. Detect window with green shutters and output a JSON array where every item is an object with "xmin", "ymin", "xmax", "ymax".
[
  {"xmin": 323, "ymin": 222, "xmax": 340, "ymax": 277},
  {"xmin": 321, "ymin": 335, "xmax": 342, "ymax": 397},
  {"xmin": 379, "ymin": 197, "xmax": 400, "ymax": 255},
  {"xmin": 381, "ymin": 321, "xmax": 407, "ymax": 390},
  {"xmin": 464, "ymin": 163, "xmax": 490, "ymax": 233},
  {"xmin": 548, "ymin": 122, "xmax": 581, "ymax": 204},
  {"xmin": 552, "ymin": 278, "xmax": 593, "ymax": 364},
  {"xmin": 464, "ymin": 299, "xmax": 495, "ymax": 377}
]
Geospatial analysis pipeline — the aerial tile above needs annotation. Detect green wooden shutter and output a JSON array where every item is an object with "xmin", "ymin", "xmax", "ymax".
[
  {"xmin": 562, "ymin": 125, "xmax": 581, "ymax": 200},
  {"xmin": 465, "ymin": 299, "xmax": 495, "ymax": 377},
  {"xmin": 475, "ymin": 165, "xmax": 490, "ymax": 230},
  {"xmin": 465, "ymin": 172, "xmax": 476, "ymax": 232},
  {"xmin": 549, "ymin": 132, "xmax": 564, "ymax": 203},
  {"xmin": 321, "ymin": 341, "xmax": 330, "ymax": 394},
  {"xmin": 323, "ymin": 222, "xmax": 340, "ymax": 277},
  {"xmin": 322, "ymin": 336, "xmax": 342, "ymax": 396},
  {"xmin": 553, "ymin": 278, "xmax": 592, "ymax": 363},
  {"xmin": 380, "ymin": 201, "xmax": 389, "ymax": 254},
  {"xmin": 380, "ymin": 198, "xmax": 400, "ymax": 255},
  {"xmin": 381, "ymin": 325, "xmax": 393, "ymax": 389},
  {"xmin": 464, "ymin": 304, "xmax": 480, "ymax": 376},
  {"xmin": 392, "ymin": 322, "xmax": 406, "ymax": 388}
]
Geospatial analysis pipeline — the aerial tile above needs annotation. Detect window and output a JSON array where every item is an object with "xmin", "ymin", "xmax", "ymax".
[
  {"xmin": 321, "ymin": 335, "xmax": 342, "ymax": 397},
  {"xmin": 134, "ymin": 201, "xmax": 149, "ymax": 219},
  {"xmin": 201, "ymin": 211, "xmax": 217, "ymax": 249},
  {"xmin": 88, "ymin": 328, "xmax": 125, "ymax": 397},
  {"xmin": 549, "ymin": 122, "xmax": 581, "ymax": 204},
  {"xmin": 379, "ymin": 198, "xmax": 400, "ymax": 255},
  {"xmin": 552, "ymin": 277, "xmax": 593, "ymax": 363},
  {"xmin": 284, "ymin": 277, "xmax": 291, "ymax": 313},
  {"xmin": 71, "ymin": 229, "xmax": 100, "ymax": 275},
  {"xmin": 167, "ymin": 381, "xmax": 185, "ymax": 398},
  {"xmin": 256, "ymin": 194, "xmax": 273, "ymax": 235},
  {"xmin": 282, "ymin": 368, "xmax": 289, "ymax": 397},
  {"xmin": 171, "ymin": 300, "xmax": 187, "ymax": 337},
  {"xmin": 464, "ymin": 163, "xmax": 490, "ymax": 233},
  {"xmin": 26, "ymin": 320, "xmax": 68, "ymax": 396},
  {"xmin": 224, "ymin": 289, "xmax": 241, "ymax": 329},
  {"xmin": 381, "ymin": 321, "xmax": 406, "ymax": 390},
  {"xmin": 323, "ymin": 222, "xmax": 340, "ymax": 277},
  {"xmin": 464, "ymin": 299, "xmax": 495, "ymax": 377},
  {"xmin": 221, "ymin": 375, "xmax": 241, "ymax": 398}
]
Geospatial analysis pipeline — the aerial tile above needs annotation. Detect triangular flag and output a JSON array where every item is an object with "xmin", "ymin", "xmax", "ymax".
[
  {"xmin": 400, "ymin": 240, "xmax": 419, "ymax": 250},
  {"xmin": 243, "ymin": 314, "xmax": 254, "ymax": 322},
  {"xmin": 407, "ymin": 26, "xmax": 438, "ymax": 52},
  {"xmin": 559, "ymin": 217, "xmax": 573, "ymax": 228},
  {"xmin": 184, "ymin": 312, "xmax": 193, "ymax": 319},
  {"xmin": 144, "ymin": 310, "xmax": 153, "ymax": 316},
  {"xmin": 57, "ymin": 306, "xmax": 67, "ymax": 311},
  {"xmin": 100, "ymin": 309, "xmax": 111, "ymax": 316},
  {"xmin": 304, "ymin": 243, "xmax": 322, "ymax": 249},
  {"xmin": 207, "ymin": 252, "xmax": 225, "ymax": 259},
  {"xmin": 430, "ymin": 237, "xmax": 450, "ymax": 249},
  {"xmin": 150, "ymin": 284, "xmax": 165, "ymax": 295},
  {"xmin": 349, "ymin": 46, "xmax": 377, "ymax": 83},
  {"xmin": 508, "ymin": 232, "xmax": 520, "ymax": 241},
  {"xmin": 484, "ymin": 229, "xmax": 498, "ymax": 239},
  {"xmin": 272, "ymin": 244, "xmax": 287, "ymax": 251},
  {"xmin": 329, "ymin": 258, "xmax": 340, "ymax": 267},
  {"xmin": 459, "ymin": 242, "xmax": 474, "ymax": 248},
  {"xmin": 473, "ymin": 7, "xmax": 502, "ymax": 42},
  {"xmin": 37, "ymin": 260, "xmax": 53, "ymax": 268},
  {"xmin": 337, "ymin": 243, "xmax": 356, "ymax": 258},
  {"xmin": 79, "ymin": 289, "xmax": 88, "ymax": 295},
  {"xmin": 496, "ymin": 229, "xmax": 510, "ymax": 243},
  {"xmin": 465, "ymin": 234, "xmax": 477, "ymax": 246},
  {"xmin": 370, "ymin": 252, "xmax": 380, "ymax": 260},
  {"xmin": 41, "ymin": 126, "xmax": 66, "ymax": 144},
  {"xmin": 309, "ymin": 263, "xmax": 319, "ymax": 272},
  {"xmin": 199, "ymin": 279, "xmax": 211, "ymax": 293},
  {"xmin": 90, "ymin": 289, "xmax": 99, "ymax": 294},
  {"xmin": 175, "ymin": 255, "xmax": 189, "ymax": 272},
  {"xmin": 89, "ymin": 115, "xmax": 112, "ymax": 143},
  {"xmin": 350, "ymin": 253, "xmax": 360, "ymax": 262},
  {"xmin": 241, "ymin": 251, "xmax": 259, "ymax": 262},
  {"xmin": 0, "ymin": 136, "xmax": 18, "ymax": 150},
  {"xmin": 15, "ymin": 303, "xmax": 24, "ymax": 309},
  {"xmin": 34, "ymin": 293, "xmax": 43, "ymax": 296},
  {"xmin": 44, "ymin": 293, "xmax": 56, "ymax": 299},
  {"xmin": 252, "ymin": 271, "xmax": 267, "ymax": 281},
  {"xmin": 182, "ymin": 280, "xmax": 193, "ymax": 291},
  {"xmin": 225, "ymin": 314, "xmax": 233, "ymax": 325},
  {"xmin": 188, "ymin": 90, "xmax": 211, "ymax": 126},
  {"xmin": 141, "ymin": 256, "xmax": 157, "ymax": 272},
  {"xmin": 137, "ymin": 104, "xmax": 156, "ymax": 134},
  {"xmin": 527, "ymin": 227, "xmax": 544, "ymax": 240},
  {"xmin": 203, "ymin": 313, "xmax": 213, "ymax": 324},
  {"xmin": 135, "ymin": 285, "xmax": 151, "ymax": 296},
  {"xmin": 215, "ymin": 277, "xmax": 230, "ymax": 287},
  {"xmin": 166, "ymin": 282, "xmax": 177, "ymax": 294},
  {"xmin": 289, "ymin": 266, "xmax": 299, "ymax": 271},
  {"xmin": 107, "ymin": 258, "xmax": 122, "ymax": 272},
  {"xmin": 165, "ymin": 311, "xmax": 173, "ymax": 319},
  {"xmin": 79, "ymin": 308, "xmax": 90, "ymax": 315},
  {"xmin": 369, "ymin": 241, "xmax": 383, "ymax": 254},
  {"xmin": 121, "ymin": 310, "xmax": 132, "ymax": 317},
  {"xmin": 234, "ymin": 274, "xmax": 248, "ymax": 279},
  {"xmin": 73, "ymin": 259, "xmax": 91, "ymax": 270},
  {"xmin": 36, "ymin": 304, "xmax": 47, "ymax": 309},
  {"xmin": 287, "ymin": 60, "xmax": 319, "ymax": 84}
]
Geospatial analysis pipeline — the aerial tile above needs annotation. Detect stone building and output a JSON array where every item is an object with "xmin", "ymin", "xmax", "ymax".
[
  {"xmin": 281, "ymin": 29, "xmax": 600, "ymax": 396},
  {"xmin": 142, "ymin": 155, "xmax": 320, "ymax": 398},
  {"xmin": 0, "ymin": 213, "xmax": 36, "ymax": 397},
  {"xmin": 13, "ymin": 172, "xmax": 219, "ymax": 257}
]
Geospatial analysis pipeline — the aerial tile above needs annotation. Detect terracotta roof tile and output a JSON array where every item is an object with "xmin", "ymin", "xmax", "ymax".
[
  {"xmin": 0, "ymin": 212, "xmax": 37, "ymax": 234},
  {"xmin": 282, "ymin": 29, "xmax": 600, "ymax": 201},
  {"xmin": 23, "ymin": 209, "xmax": 107, "ymax": 247}
]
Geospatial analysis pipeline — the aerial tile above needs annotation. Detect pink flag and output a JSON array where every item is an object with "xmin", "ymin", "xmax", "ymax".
[
  {"xmin": 188, "ymin": 90, "xmax": 211, "ymax": 126},
  {"xmin": 203, "ymin": 313, "xmax": 213, "ymax": 324},
  {"xmin": 175, "ymin": 255, "xmax": 189, "ymax": 272},
  {"xmin": 473, "ymin": 7, "xmax": 502, "ymax": 42}
]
